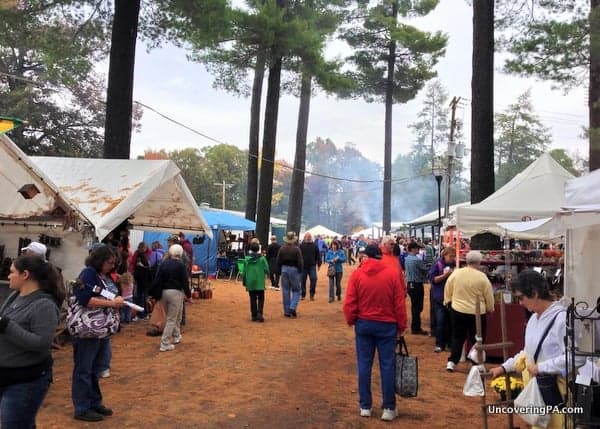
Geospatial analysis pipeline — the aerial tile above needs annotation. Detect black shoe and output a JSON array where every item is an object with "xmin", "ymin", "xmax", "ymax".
[
  {"xmin": 337, "ymin": 295, "xmax": 341, "ymax": 301},
  {"xmin": 92, "ymin": 405, "xmax": 113, "ymax": 416},
  {"xmin": 284, "ymin": 313, "xmax": 291, "ymax": 318},
  {"xmin": 301, "ymin": 296, "xmax": 306, "ymax": 300},
  {"xmin": 328, "ymin": 298, "xmax": 334, "ymax": 303},
  {"xmin": 310, "ymin": 295, "xmax": 314, "ymax": 301},
  {"xmin": 289, "ymin": 309, "xmax": 297, "ymax": 318},
  {"xmin": 75, "ymin": 410, "xmax": 104, "ymax": 422},
  {"xmin": 411, "ymin": 329, "xmax": 428, "ymax": 336}
]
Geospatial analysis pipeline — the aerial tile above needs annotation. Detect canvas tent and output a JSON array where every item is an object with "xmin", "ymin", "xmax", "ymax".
[
  {"xmin": 455, "ymin": 153, "xmax": 574, "ymax": 237},
  {"xmin": 31, "ymin": 156, "xmax": 212, "ymax": 240},
  {"xmin": 304, "ymin": 225, "xmax": 342, "ymax": 238},
  {"xmin": 0, "ymin": 136, "xmax": 95, "ymax": 282},
  {"xmin": 143, "ymin": 207, "xmax": 256, "ymax": 274},
  {"xmin": 497, "ymin": 168, "xmax": 600, "ymax": 310}
]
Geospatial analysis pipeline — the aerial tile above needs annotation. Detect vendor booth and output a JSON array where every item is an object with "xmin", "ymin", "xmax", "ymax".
[
  {"xmin": 454, "ymin": 154, "xmax": 574, "ymax": 359},
  {"xmin": 303, "ymin": 224, "xmax": 342, "ymax": 239},
  {"xmin": 0, "ymin": 135, "xmax": 211, "ymax": 287},
  {"xmin": 143, "ymin": 207, "xmax": 256, "ymax": 276}
]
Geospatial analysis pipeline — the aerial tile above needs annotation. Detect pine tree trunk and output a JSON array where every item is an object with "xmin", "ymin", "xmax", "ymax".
[
  {"xmin": 287, "ymin": 72, "xmax": 312, "ymax": 234},
  {"xmin": 470, "ymin": 0, "xmax": 496, "ymax": 249},
  {"xmin": 589, "ymin": 0, "xmax": 600, "ymax": 171},
  {"xmin": 245, "ymin": 53, "xmax": 266, "ymax": 221},
  {"xmin": 383, "ymin": 1, "xmax": 398, "ymax": 235},
  {"xmin": 470, "ymin": 0, "xmax": 494, "ymax": 203},
  {"xmin": 256, "ymin": 57, "xmax": 283, "ymax": 246},
  {"xmin": 103, "ymin": 0, "xmax": 140, "ymax": 159}
]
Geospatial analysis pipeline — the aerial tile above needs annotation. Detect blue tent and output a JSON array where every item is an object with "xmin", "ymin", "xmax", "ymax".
[{"xmin": 143, "ymin": 207, "xmax": 255, "ymax": 274}]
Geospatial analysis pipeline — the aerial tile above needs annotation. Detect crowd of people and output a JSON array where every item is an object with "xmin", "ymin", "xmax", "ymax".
[{"xmin": 0, "ymin": 229, "xmax": 586, "ymax": 427}]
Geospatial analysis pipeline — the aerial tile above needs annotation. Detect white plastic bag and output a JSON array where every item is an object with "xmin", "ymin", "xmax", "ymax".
[
  {"xmin": 513, "ymin": 377, "xmax": 551, "ymax": 428},
  {"xmin": 463, "ymin": 365, "xmax": 485, "ymax": 396},
  {"xmin": 467, "ymin": 344, "xmax": 486, "ymax": 364}
]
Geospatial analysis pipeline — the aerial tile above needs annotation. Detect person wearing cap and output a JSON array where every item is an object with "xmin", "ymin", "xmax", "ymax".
[
  {"xmin": 325, "ymin": 240, "xmax": 346, "ymax": 302},
  {"xmin": 343, "ymin": 244, "xmax": 407, "ymax": 421},
  {"xmin": 266, "ymin": 236, "xmax": 281, "ymax": 290},
  {"xmin": 404, "ymin": 241, "xmax": 429, "ymax": 336},
  {"xmin": 21, "ymin": 242, "xmax": 47, "ymax": 260},
  {"xmin": 275, "ymin": 232, "xmax": 304, "ymax": 318},
  {"xmin": 443, "ymin": 250, "xmax": 494, "ymax": 372}
]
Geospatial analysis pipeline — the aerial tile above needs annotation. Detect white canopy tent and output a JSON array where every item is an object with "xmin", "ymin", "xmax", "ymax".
[
  {"xmin": 304, "ymin": 224, "xmax": 342, "ymax": 238},
  {"xmin": 456, "ymin": 153, "xmax": 574, "ymax": 237},
  {"xmin": 32, "ymin": 156, "xmax": 212, "ymax": 240},
  {"xmin": 496, "ymin": 169, "xmax": 600, "ymax": 310}
]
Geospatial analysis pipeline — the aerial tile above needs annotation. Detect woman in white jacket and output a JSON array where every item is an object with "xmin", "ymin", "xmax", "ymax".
[{"xmin": 489, "ymin": 269, "xmax": 580, "ymax": 429}]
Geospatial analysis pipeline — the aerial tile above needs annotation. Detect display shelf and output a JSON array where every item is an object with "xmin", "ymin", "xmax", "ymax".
[{"xmin": 566, "ymin": 299, "xmax": 600, "ymax": 428}]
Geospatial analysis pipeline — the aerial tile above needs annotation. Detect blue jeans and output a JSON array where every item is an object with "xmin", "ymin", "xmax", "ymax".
[
  {"xmin": 97, "ymin": 337, "xmax": 111, "ymax": 375},
  {"xmin": 433, "ymin": 299, "xmax": 451, "ymax": 349},
  {"xmin": 328, "ymin": 272, "xmax": 343, "ymax": 300},
  {"xmin": 280, "ymin": 265, "xmax": 300, "ymax": 314},
  {"xmin": 72, "ymin": 337, "xmax": 110, "ymax": 415},
  {"xmin": 301, "ymin": 265, "xmax": 317, "ymax": 298},
  {"xmin": 0, "ymin": 369, "xmax": 52, "ymax": 429},
  {"xmin": 354, "ymin": 319, "xmax": 397, "ymax": 410}
]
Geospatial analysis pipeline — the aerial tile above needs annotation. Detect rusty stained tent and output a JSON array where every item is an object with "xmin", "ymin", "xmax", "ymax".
[{"xmin": 31, "ymin": 156, "xmax": 212, "ymax": 241}]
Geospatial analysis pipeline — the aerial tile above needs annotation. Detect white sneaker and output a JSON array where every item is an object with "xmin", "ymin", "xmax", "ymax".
[
  {"xmin": 360, "ymin": 408, "xmax": 372, "ymax": 417},
  {"xmin": 446, "ymin": 361, "xmax": 455, "ymax": 372},
  {"xmin": 159, "ymin": 344, "xmax": 175, "ymax": 352},
  {"xmin": 381, "ymin": 408, "xmax": 397, "ymax": 421},
  {"xmin": 173, "ymin": 335, "xmax": 182, "ymax": 344},
  {"xmin": 98, "ymin": 369, "xmax": 110, "ymax": 378}
]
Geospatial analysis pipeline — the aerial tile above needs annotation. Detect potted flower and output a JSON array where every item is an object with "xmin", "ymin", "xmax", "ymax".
[{"xmin": 491, "ymin": 376, "xmax": 524, "ymax": 401}]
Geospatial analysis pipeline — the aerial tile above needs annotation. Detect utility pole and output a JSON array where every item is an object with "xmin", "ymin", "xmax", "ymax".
[
  {"xmin": 444, "ymin": 96, "xmax": 461, "ymax": 219},
  {"xmin": 214, "ymin": 180, "xmax": 234, "ymax": 210}
]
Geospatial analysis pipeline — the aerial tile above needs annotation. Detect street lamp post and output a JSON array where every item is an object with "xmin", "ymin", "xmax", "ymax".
[{"xmin": 432, "ymin": 162, "xmax": 444, "ymax": 248}]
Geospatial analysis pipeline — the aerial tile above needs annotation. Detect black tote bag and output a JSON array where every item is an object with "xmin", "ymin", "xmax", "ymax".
[{"xmin": 395, "ymin": 336, "xmax": 418, "ymax": 397}]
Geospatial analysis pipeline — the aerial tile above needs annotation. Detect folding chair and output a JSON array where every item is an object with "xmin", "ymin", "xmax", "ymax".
[
  {"xmin": 235, "ymin": 258, "xmax": 245, "ymax": 281},
  {"xmin": 216, "ymin": 257, "xmax": 234, "ymax": 280}
]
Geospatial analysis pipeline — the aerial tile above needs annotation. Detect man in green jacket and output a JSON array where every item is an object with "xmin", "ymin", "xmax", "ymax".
[{"xmin": 243, "ymin": 241, "xmax": 270, "ymax": 322}]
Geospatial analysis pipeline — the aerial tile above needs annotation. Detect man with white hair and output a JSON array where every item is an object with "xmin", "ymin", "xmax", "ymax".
[{"xmin": 443, "ymin": 250, "xmax": 494, "ymax": 372}]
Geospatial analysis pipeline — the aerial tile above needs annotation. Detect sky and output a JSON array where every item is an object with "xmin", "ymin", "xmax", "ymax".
[{"xmin": 128, "ymin": 0, "xmax": 588, "ymax": 167}]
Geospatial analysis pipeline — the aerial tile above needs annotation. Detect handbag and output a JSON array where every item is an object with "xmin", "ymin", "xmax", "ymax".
[
  {"xmin": 533, "ymin": 313, "xmax": 564, "ymax": 406},
  {"xmin": 327, "ymin": 264, "xmax": 336, "ymax": 277},
  {"xmin": 66, "ymin": 278, "xmax": 119, "ymax": 339},
  {"xmin": 395, "ymin": 336, "xmax": 418, "ymax": 397}
]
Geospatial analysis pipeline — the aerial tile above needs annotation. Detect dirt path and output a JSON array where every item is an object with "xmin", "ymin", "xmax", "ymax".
[{"xmin": 38, "ymin": 264, "xmax": 509, "ymax": 428}]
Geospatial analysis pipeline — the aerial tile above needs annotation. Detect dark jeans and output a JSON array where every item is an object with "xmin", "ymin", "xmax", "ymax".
[
  {"xmin": 354, "ymin": 319, "xmax": 397, "ymax": 410},
  {"xmin": 328, "ymin": 272, "xmax": 343, "ymax": 300},
  {"xmin": 432, "ymin": 299, "xmax": 451, "ymax": 349},
  {"xmin": 72, "ymin": 337, "xmax": 110, "ymax": 415},
  {"xmin": 407, "ymin": 282, "xmax": 424, "ymax": 332},
  {"xmin": 134, "ymin": 289, "xmax": 148, "ymax": 318},
  {"xmin": 0, "ymin": 369, "xmax": 53, "ymax": 429},
  {"xmin": 448, "ymin": 308, "xmax": 487, "ymax": 364},
  {"xmin": 248, "ymin": 290, "xmax": 265, "ymax": 319},
  {"xmin": 301, "ymin": 265, "xmax": 317, "ymax": 298},
  {"xmin": 268, "ymin": 271, "xmax": 280, "ymax": 288}
]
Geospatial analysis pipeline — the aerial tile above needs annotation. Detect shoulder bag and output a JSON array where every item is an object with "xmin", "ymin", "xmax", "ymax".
[
  {"xmin": 533, "ymin": 313, "xmax": 564, "ymax": 406},
  {"xmin": 66, "ymin": 276, "xmax": 119, "ymax": 339},
  {"xmin": 395, "ymin": 336, "xmax": 418, "ymax": 397},
  {"xmin": 327, "ymin": 264, "xmax": 336, "ymax": 277}
]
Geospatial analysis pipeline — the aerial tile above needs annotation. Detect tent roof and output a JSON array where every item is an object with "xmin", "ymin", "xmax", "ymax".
[
  {"xmin": 456, "ymin": 154, "xmax": 574, "ymax": 236},
  {"xmin": 0, "ymin": 135, "xmax": 90, "ymax": 223},
  {"xmin": 200, "ymin": 207, "xmax": 255, "ymax": 231},
  {"xmin": 406, "ymin": 202, "xmax": 469, "ymax": 227},
  {"xmin": 31, "ymin": 156, "xmax": 212, "ymax": 240},
  {"xmin": 304, "ymin": 224, "xmax": 342, "ymax": 238}
]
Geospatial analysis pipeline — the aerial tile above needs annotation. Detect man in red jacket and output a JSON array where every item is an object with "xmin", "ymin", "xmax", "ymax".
[{"xmin": 343, "ymin": 244, "xmax": 407, "ymax": 422}]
